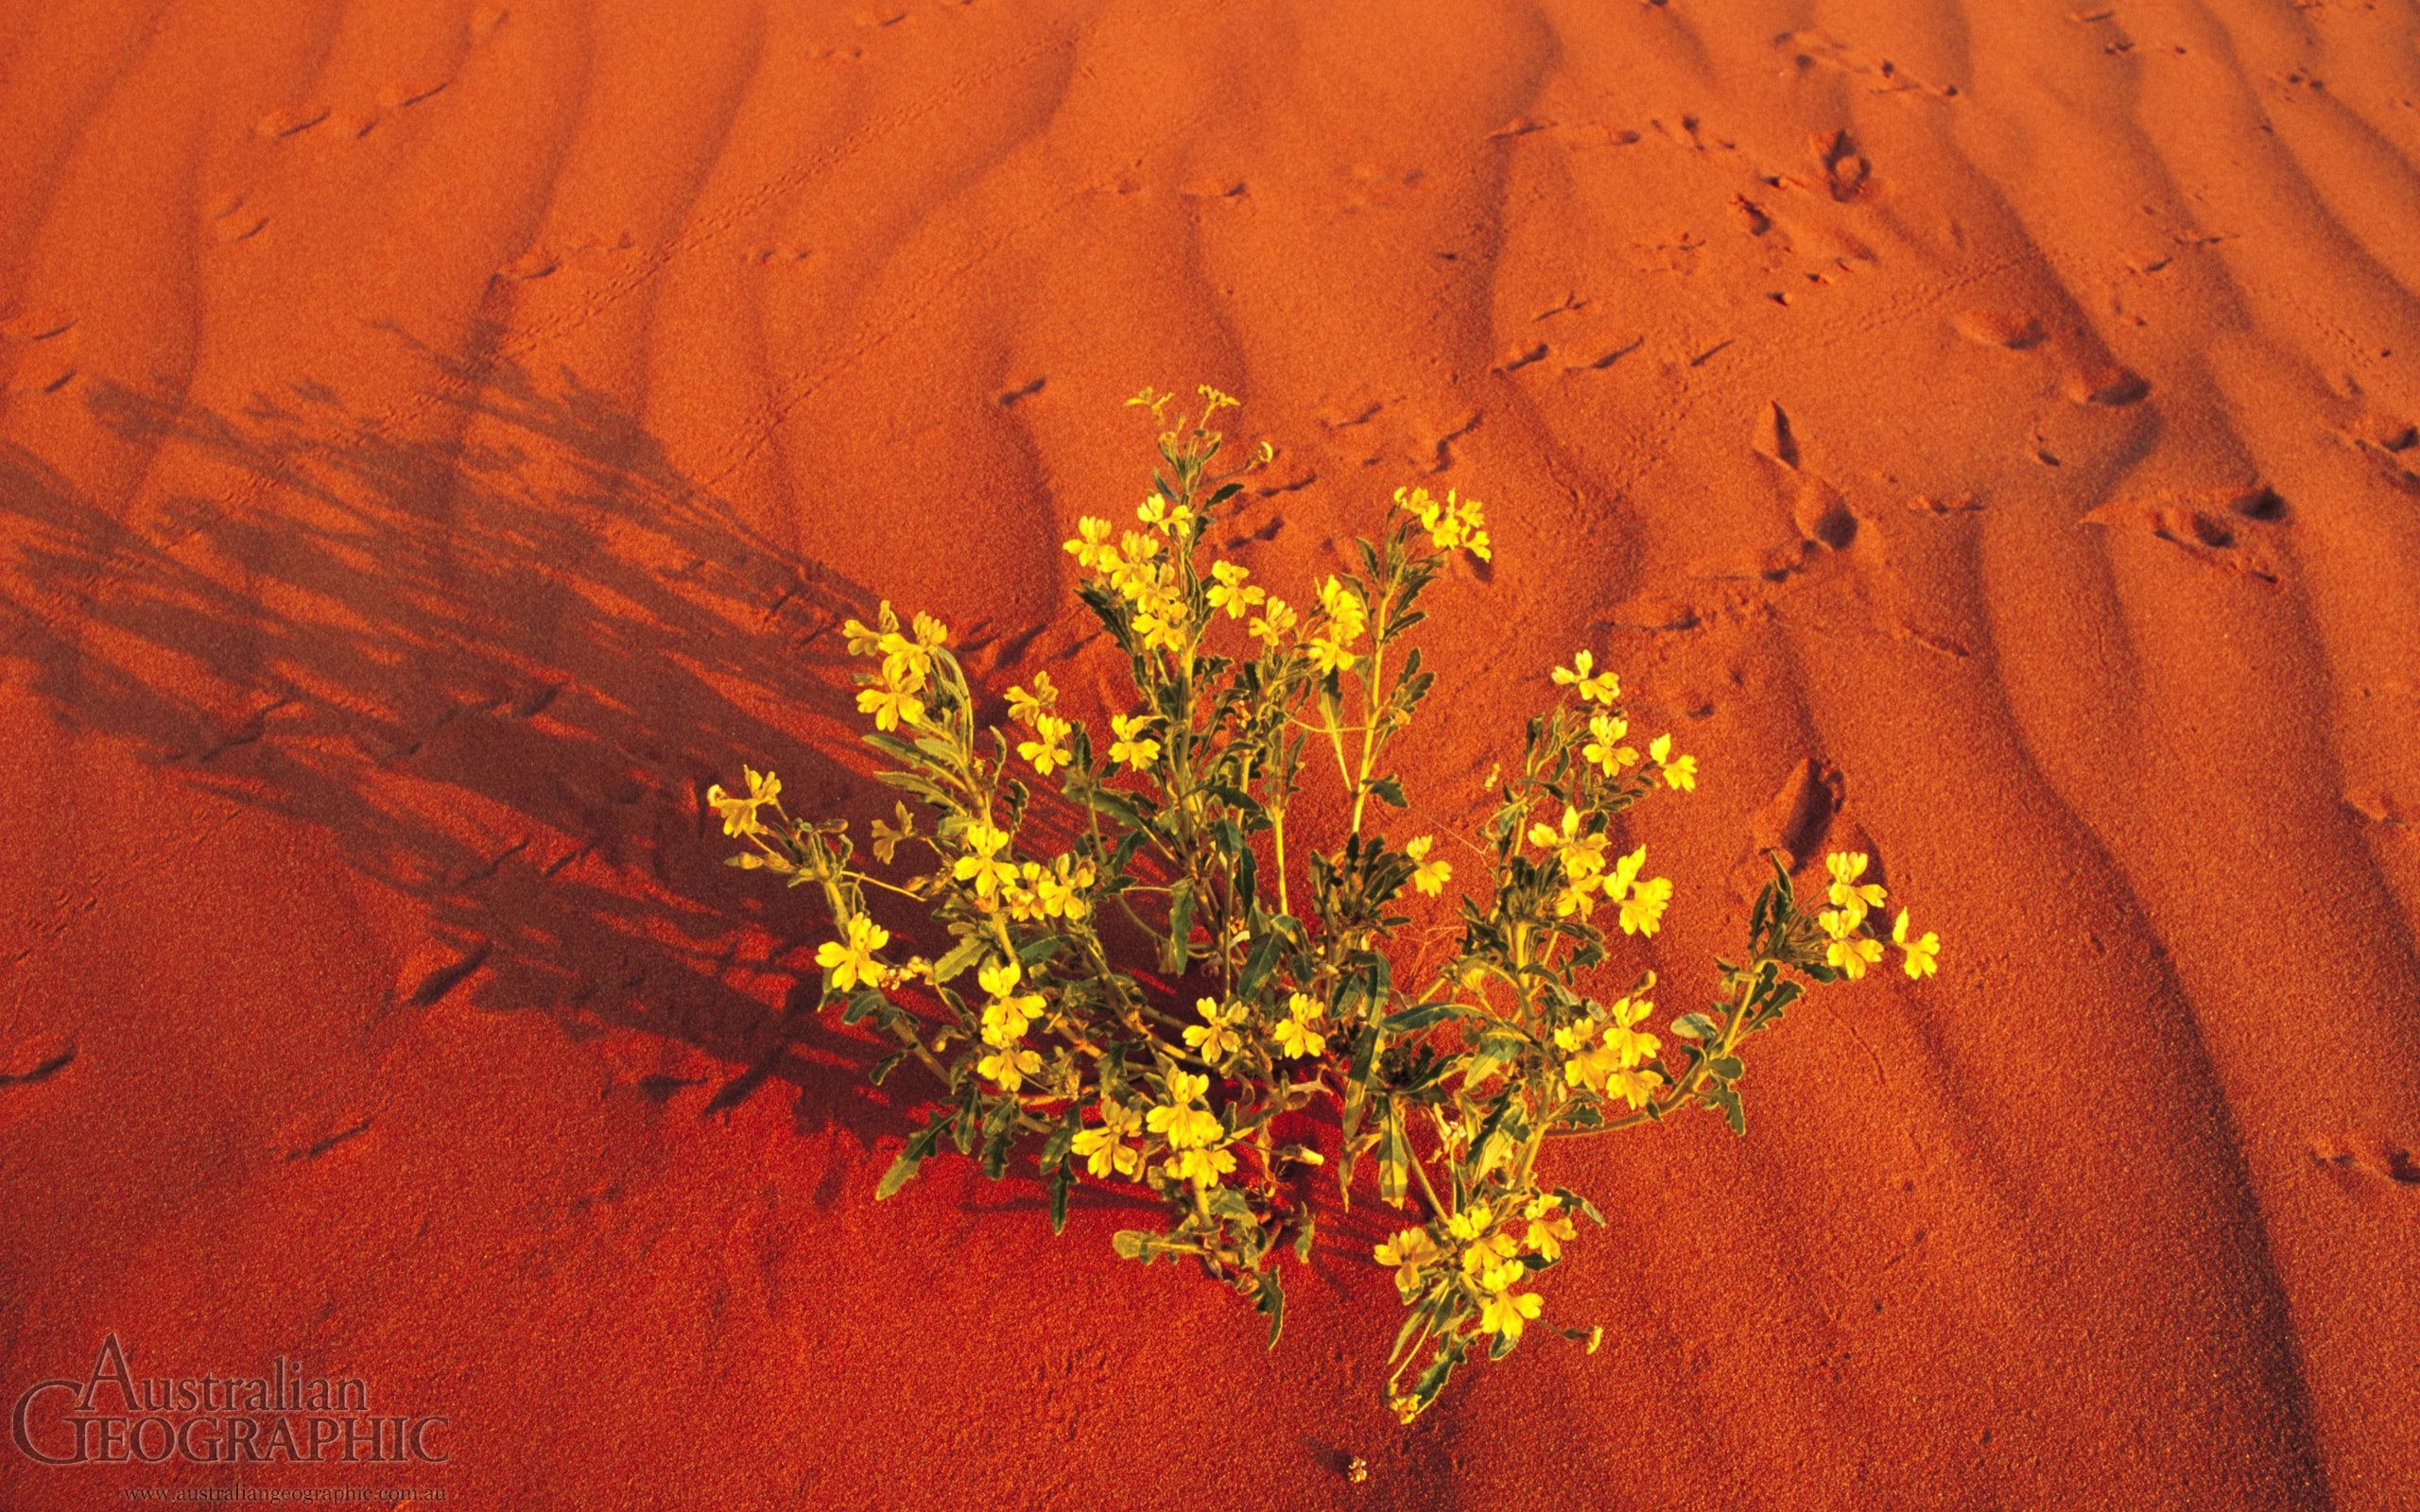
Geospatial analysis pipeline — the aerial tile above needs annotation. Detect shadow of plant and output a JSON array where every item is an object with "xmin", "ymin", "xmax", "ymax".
[{"xmin": 0, "ymin": 350, "xmax": 931, "ymax": 1144}]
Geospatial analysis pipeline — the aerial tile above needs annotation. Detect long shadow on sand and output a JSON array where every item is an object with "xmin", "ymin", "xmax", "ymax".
[{"xmin": 0, "ymin": 352, "xmax": 951, "ymax": 1145}]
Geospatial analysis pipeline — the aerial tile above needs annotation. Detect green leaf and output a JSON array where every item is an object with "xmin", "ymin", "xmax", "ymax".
[
  {"xmin": 1237, "ymin": 929, "xmax": 1287, "ymax": 1001},
  {"xmin": 875, "ymin": 1119, "xmax": 947, "ymax": 1200},
  {"xmin": 1383, "ymin": 999, "xmax": 1477, "ymax": 1034},
  {"xmin": 1703, "ymin": 1082, "xmax": 1747, "ymax": 1136},
  {"xmin": 1048, "ymin": 1164, "xmax": 1073, "ymax": 1236},
  {"xmin": 1292, "ymin": 1211, "xmax": 1318, "ymax": 1263},
  {"xmin": 1256, "ymin": 1271, "xmax": 1288, "ymax": 1349},
  {"xmin": 1164, "ymin": 880, "xmax": 1194, "ymax": 974},
  {"xmin": 1707, "ymin": 1056, "xmax": 1746, "ymax": 1081},
  {"xmin": 1389, "ymin": 1296, "xmax": 1434, "ymax": 1366},
  {"xmin": 841, "ymin": 989, "xmax": 888, "ymax": 1025},
  {"xmin": 1672, "ymin": 1012, "xmax": 1721, "ymax": 1041},
  {"xmin": 1366, "ymin": 775, "xmax": 1408, "ymax": 808},
  {"xmin": 1376, "ymin": 1102, "xmax": 1410, "ymax": 1206},
  {"xmin": 930, "ymin": 934, "xmax": 987, "ymax": 985},
  {"xmin": 1016, "ymin": 933, "xmax": 1065, "ymax": 971}
]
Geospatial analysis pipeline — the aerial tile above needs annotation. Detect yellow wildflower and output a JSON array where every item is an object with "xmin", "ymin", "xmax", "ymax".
[
  {"xmin": 1166, "ymin": 1144, "xmax": 1237, "ymax": 1188},
  {"xmin": 1550, "ymin": 650, "xmax": 1621, "ymax": 705},
  {"xmin": 1250, "ymin": 596, "xmax": 1297, "ymax": 648},
  {"xmin": 1529, "ymin": 806, "xmax": 1607, "ymax": 883},
  {"xmin": 1827, "ymin": 933, "xmax": 1886, "ymax": 980},
  {"xmin": 1444, "ymin": 1202, "xmax": 1495, "ymax": 1244},
  {"xmin": 1206, "ymin": 561, "xmax": 1266, "ymax": 619},
  {"xmin": 1893, "ymin": 909, "xmax": 1941, "ymax": 979},
  {"xmin": 1582, "ymin": 713, "xmax": 1637, "ymax": 775},
  {"xmin": 1401, "ymin": 485, "xmax": 1494, "ymax": 562},
  {"xmin": 1826, "ymin": 851, "xmax": 1885, "ymax": 921},
  {"xmin": 1406, "ymin": 835, "xmax": 1453, "ymax": 897},
  {"xmin": 840, "ymin": 614, "xmax": 885, "ymax": 657},
  {"xmin": 1108, "ymin": 713, "xmax": 1161, "ymax": 769},
  {"xmin": 1146, "ymin": 1071, "xmax": 1223, "ymax": 1149},
  {"xmin": 1604, "ymin": 1065, "xmax": 1665, "ymax": 1109},
  {"xmin": 1374, "ymin": 1226, "xmax": 1442, "ymax": 1291},
  {"xmin": 1618, "ymin": 874, "xmax": 1672, "ymax": 937},
  {"xmin": 1136, "ymin": 491, "xmax": 1195, "ymax": 535},
  {"xmin": 1028, "ymin": 853, "xmax": 1095, "ymax": 919},
  {"xmin": 1132, "ymin": 589, "xmax": 1191, "ymax": 655},
  {"xmin": 815, "ymin": 914, "xmax": 890, "ymax": 991},
  {"xmin": 1600, "ymin": 994, "xmax": 1660, "ymax": 1068},
  {"xmin": 1106, "ymin": 532, "xmax": 1164, "ymax": 598},
  {"xmin": 856, "ymin": 667, "xmax": 926, "ymax": 731},
  {"xmin": 977, "ymin": 1042, "xmax": 1041, "ymax": 1093},
  {"xmin": 1071, "ymin": 1099, "xmax": 1145, "ymax": 1179},
  {"xmin": 1649, "ymin": 732, "xmax": 1698, "ymax": 791},
  {"xmin": 1478, "ymin": 1285, "xmax": 1543, "ymax": 1343},
  {"xmin": 1063, "ymin": 517, "xmax": 1115, "ymax": 572},
  {"xmin": 977, "ymin": 959, "xmax": 1046, "ymax": 1047},
  {"xmin": 705, "ymin": 765, "xmax": 781, "ymax": 837},
  {"xmin": 1006, "ymin": 670, "xmax": 1058, "ymax": 725},
  {"xmin": 1317, "ymin": 576, "xmax": 1368, "ymax": 644},
  {"xmin": 1018, "ymin": 713, "xmax": 1073, "ymax": 776},
  {"xmin": 1184, "ymin": 997, "xmax": 1248, "ymax": 1061},
  {"xmin": 1272, "ymin": 992, "xmax": 1326, "ymax": 1059},
  {"xmin": 953, "ymin": 820, "xmax": 1017, "ymax": 900}
]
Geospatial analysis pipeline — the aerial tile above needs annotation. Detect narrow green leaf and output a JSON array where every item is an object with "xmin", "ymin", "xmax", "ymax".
[
  {"xmin": 875, "ymin": 1120, "xmax": 947, "ymax": 1200},
  {"xmin": 930, "ymin": 934, "xmax": 986, "ymax": 985}
]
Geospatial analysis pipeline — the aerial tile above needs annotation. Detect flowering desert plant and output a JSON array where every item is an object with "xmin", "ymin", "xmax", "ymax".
[{"xmin": 710, "ymin": 387, "xmax": 1941, "ymax": 1419}]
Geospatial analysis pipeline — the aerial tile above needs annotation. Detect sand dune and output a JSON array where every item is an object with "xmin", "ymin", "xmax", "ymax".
[{"xmin": 4, "ymin": 2, "xmax": 2416, "ymax": 1506}]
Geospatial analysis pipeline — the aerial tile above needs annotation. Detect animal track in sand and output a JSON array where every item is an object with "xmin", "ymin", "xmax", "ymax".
[
  {"xmin": 468, "ymin": 4, "xmax": 510, "ymax": 45},
  {"xmin": 2309, "ymin": 1134, "xmax": 2420, "ymax": 1189},
  {"xmin": 500, "ymin": 248, "xmax": 560, "ymax": 281},
  {"xmin": 0, "ymin": 1035, "xmax": 75, "ymax": 1088},
  {"xmin": 279, "ymin": 1109, "xmax": 376, "ymax": 1162},
  {"xmin": 1563, "ymin": 337, "xmax": 1642, "ymax": 373},
  {"xmin": 1808, "ymin": 129, "xmax": 1871, "ymax": 202},
  {"xmin": 2063, "ymin": 363, "xmax": 2151, "ymax": 406},
  {"xmin": 2343, "ymin": 792, "xmax": 2413, "ymax": 828},
  {"xmin": 2080, "ymin": 486, "xmax": 2285, "ymax": 582},
  {"xmin": 253, "ymin": 105, "xmax": 329, "ymax": 140},
  {"xmin": 375, "ymin": 80, "xmax": 450, "ymax": 112},
  {"xmin": 1754, "ymin": 402, "xmax": 1802, "ymax": 466},
  {"xmin": 0, "ymin": 308, "xmax": 73, "ymax": 341},
  {"xmin": 400, "ymin": 938, "xmax": 494, "ymax": 1008},
  {"xmin": 2336, "ymin": 411, "xmax": 2420, "ymax": 491},
  {"xmin": 1951, "ymin": 310, "xmax": 2047, "ymax": 349},
  {"xmin": 1790, "ymin": 473, "xmax": 1858, "ymax": 550},
  {"xmin": 1777, "ymin": 28, "xmax": 1960, "ymax": 98}
]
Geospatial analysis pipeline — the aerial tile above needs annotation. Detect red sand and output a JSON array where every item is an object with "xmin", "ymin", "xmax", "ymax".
[{"xmin": 4, "ymin": 3, "xmax": 2418, "ymax": 1507}]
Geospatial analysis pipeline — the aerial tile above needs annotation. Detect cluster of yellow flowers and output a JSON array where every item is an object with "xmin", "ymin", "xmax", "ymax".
[
  {"xmin": 1816, "ymin": 851, "xmax": 1940, "ymax": 980},
  {"xmin": 1529, "ymin": 807, "xmax": 1672, "ymax": 935},
  {"xmin": 1553, "ymin": 987, "xmax": 1666, "ymax": 1110},
  {"xmin": 976, "ymin": 959, "xmax": 1048, "ymax": 1093},
  {"xmin": 842, "ymin": 609, "xmax": 949, "ymax": 731},
  {"xmin": 1306, "ymin": 576, "xmax": 1367, "ymax": 675},
  {"xmin": 1146, "ymin": 1070, "xmax": 1236, "ymax": 1188},
  {"xmin": 705, "ymin": 765, "xmax": 783, "ymax": 838},
  {"xmin": 1396, "ymin": 485, "xmax": 1493, "ymax": 562},
  {"xmin": 708, "ymin": 390, "xmax": 1953, "ymax": 1424},
  {"xmin": 1374, "ymin": 1192, "xmax": 1572, "ymax": 1356},
  {"xmin": 1063, "ymin": 493, "xmax": 1220, "ymax": 658}
]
